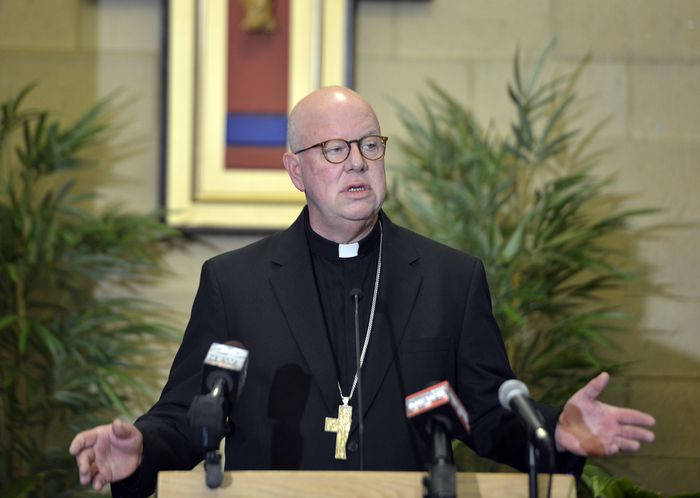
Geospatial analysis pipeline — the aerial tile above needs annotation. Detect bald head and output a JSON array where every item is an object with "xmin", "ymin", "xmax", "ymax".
[
  {"xmin": 281, "ymin": 85, "xmax": 386, "ymax": 243},
  {"xmin": 287, "ymin": 86, "xmax": 379, "ymax": 152}
]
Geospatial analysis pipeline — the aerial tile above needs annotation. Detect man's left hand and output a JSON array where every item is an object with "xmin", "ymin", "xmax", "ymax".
[{"xmin": 555, "ymin": 372, "xmax": 656, "ymax": 457}]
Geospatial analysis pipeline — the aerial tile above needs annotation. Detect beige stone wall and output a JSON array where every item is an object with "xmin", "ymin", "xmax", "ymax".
[
  {"xmin": 0, "ymin": 0, "xmax": 240, "ymax": 332},
  {"xmin": 355, "ymin": 0, "xmax": 700, "ymax": 493},
  {"xmin": 1, "ymin": 0, "xmax": 698, "ymax": 494}
]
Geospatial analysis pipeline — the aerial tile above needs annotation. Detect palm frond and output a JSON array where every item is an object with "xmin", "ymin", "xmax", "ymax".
[
  {"xmin": 0, "ymin": 85, "xmax": 183, "ymax": 496},
  {"xmin": 386, "ymin": 45, "xmax": 656, "ymax": 415}
]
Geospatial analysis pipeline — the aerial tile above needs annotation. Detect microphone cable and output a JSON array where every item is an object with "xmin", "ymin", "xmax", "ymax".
[{"xmin": 350, "ymin": 288, "xmax": 364, "ymax": 470}]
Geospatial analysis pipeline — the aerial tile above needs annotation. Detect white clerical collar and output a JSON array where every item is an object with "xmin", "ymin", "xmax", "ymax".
[{"xmin": 338, "ymin": 242, "xmax": 360, "ymax": 258}]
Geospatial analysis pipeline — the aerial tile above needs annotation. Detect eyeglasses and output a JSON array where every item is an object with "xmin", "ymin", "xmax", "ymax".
[{"xmin": 293, "ymin": 135, "xmax": 388, "ymax": 164}]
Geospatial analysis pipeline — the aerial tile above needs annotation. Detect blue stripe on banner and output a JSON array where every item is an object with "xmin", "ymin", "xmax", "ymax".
[{"xmin": 226, "ymin": 114, "xmax": 288, "ymax": 146}]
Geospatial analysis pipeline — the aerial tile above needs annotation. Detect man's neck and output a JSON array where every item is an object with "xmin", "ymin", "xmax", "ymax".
[{"xmin": 309, "ymin": 214, "xmax": 379, "ymax": 244}]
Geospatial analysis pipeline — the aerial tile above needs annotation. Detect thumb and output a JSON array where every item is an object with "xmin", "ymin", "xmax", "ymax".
[
  {"xmin": 111, "ymin": 419, "xmax": 134, "ymax": 439},
  {"xmin": 581, "ymin": 371, "xmax": 610, "ymax": 401}
]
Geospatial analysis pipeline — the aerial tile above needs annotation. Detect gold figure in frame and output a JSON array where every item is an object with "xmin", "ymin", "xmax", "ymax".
[{"xmin": 242, "ymin": 0, "xmax": 277, "ymax": 32}]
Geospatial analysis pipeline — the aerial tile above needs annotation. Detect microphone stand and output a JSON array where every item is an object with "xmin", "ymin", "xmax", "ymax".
[
  {"xmin": 205, "ymin": 449, "xmax": 223, "ymax": 489},
  {"xmin": 189, "ymin": 378, "xmax": 228, "ymax": 489},
  {"xmin": 423, "ymin": 418, "xmax": 456, "ymax": 498},
  {"xmin": 527, "ymin": 428, "xmax": 555, "ymax": 498},
  {"xmin": 351, "ymin": 288, "xmax": 364, "ymax": 470},
  {"xmin": 204, "ymin": 378, "xmax": 226, "ymax": 488},
  {"xmin": 528, "ymin": 442, "xmax": 538, "ymax": 498}
]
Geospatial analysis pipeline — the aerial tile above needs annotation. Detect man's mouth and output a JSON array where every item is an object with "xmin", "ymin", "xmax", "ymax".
[{"xmin": 348, "ymin": 186, "xmax": 366, "ymax": 192}]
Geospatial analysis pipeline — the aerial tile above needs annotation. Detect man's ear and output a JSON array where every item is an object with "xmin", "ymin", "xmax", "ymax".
[{"xmin": 283, "ymin": 152, "xmax": 305, "ymax": 192}]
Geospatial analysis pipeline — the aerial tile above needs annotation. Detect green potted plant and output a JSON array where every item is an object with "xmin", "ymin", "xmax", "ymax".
[
  {"xmin": 580, "ymin": 464, "xmax": 700, "ymax": 498},
  {"xmin": 385, "ymin": 43, "xmax": 655, "ymax": 473},
  {"xmin": 0, "ymin": 86, "xmax": 183, "ymax": 497},
  {"xmin": 387, "ymin": 43, "xmax": 654, "ymax": 408}
]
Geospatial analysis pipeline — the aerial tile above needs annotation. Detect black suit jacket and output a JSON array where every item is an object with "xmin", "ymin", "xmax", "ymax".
[{"xmin": 113, "ymin": 210, "xmax": 581, "ymax": 497}]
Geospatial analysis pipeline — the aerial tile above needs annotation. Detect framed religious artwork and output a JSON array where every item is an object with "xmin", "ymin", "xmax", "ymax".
[{"xmin": 162, "ymin": 0, "xmax": 355, "ymax": 231}]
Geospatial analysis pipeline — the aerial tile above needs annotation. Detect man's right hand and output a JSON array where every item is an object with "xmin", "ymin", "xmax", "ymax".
[{"xmin": 69, "ymin": 419, "xmax": 143, "ymax": 492}]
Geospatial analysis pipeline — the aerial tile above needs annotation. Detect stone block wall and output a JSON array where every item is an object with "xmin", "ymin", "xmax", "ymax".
[{"xmin": 355, "ymin": 1, "xmax": 700, "ymax": 493}]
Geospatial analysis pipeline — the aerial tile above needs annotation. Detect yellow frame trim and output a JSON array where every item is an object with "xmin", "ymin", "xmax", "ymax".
[{"xmin": 165, "ymin": 0, "xmax": 351, "ymax": 230}]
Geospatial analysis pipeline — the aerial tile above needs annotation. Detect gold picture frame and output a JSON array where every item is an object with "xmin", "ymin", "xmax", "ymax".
[{"xmin": 163, "ymin": 0, "xmax": 354, "ymax": 230}]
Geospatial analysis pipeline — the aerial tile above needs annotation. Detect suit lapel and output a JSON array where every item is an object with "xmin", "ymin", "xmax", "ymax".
[
  {"xmin": 268, "ymin": 214, "xmax": 338, "ymax": 413},
  {"xmin": 268, "ymin": 212, "xmax": 424, "ymax": 431},
  {"xmin": 352, "ymin": 216, "xmax": 423, "ymax": 430}
]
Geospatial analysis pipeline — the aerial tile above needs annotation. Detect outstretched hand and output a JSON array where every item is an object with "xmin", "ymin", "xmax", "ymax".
[
  {"xmin": 555, "ymin": 372, "xmax": 656, "ymax": 457},
  {"xmin": 69, "ymin": 419, "xmax": 143, "ymax": 492}
]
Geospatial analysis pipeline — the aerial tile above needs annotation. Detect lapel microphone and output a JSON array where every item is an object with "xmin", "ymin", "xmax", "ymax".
[{"xmin": 350, "ymin": 288, "xmax": 364, "ymax": 470}]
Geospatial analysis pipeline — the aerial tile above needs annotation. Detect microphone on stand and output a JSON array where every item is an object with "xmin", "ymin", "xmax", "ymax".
[
  {"xmin": 350, "ymin": 288, "xmax": 364, "ymax": 470},
  {"xmin": 498, "ymin": 379, "xmax": 555, "ymax": 498},
  {"xmin": 406, "ymin": 381, "xmax": 470, "ymax": 498},
  {"xmin": 188, "ymin": 341, "xmax": 248, "ymax": 489},
  {"xmin": 497, "ymin": 379, "xmax": 554, "ymax": 457}
]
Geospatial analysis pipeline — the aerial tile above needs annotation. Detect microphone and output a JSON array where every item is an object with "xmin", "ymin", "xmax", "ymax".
[
  {"xmin": 200, "ymin": 341, "xmax": 248, "ymax": 405},
  {"xmin": 350, "ymin": 288, "xmax": 364, "ymax": 470},
  {"xmin": 498, "ymin": 379, "xmax": 553, "ymax": 455},
  {"xmin": 405, "ymin": 380, "xmax": 471, "ymax": 442},
  {"xmin": 188, "ymin": 341, "xmax": 248, "ymax": 488},
  {"xmin": 406, "ymin": 381, "xmax": 470, "ymax": 498}
]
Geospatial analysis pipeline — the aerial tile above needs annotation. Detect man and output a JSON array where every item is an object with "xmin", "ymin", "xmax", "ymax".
[{"xmin": 70, "ymin": 86, "xmax": 655, "ymax": 496}]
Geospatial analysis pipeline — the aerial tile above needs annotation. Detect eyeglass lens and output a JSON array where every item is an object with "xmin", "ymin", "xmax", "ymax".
[{"xmin": 323, "ymin": 136, "xmax": 386, "ymax": 163}]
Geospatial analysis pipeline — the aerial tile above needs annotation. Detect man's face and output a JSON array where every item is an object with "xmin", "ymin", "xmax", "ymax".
[{"xmin": 283, "ymin": 91, "xmax": 387, "ymax": 242}]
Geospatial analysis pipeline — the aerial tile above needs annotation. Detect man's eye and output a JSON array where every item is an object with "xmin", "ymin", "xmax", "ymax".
[{"xmin": 326, "ymin": 144, "xmax": 346, "ymax": 154}]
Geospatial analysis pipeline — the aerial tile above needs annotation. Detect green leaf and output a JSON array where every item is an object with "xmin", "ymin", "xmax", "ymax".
[
  {"xmin": 0, "ymin": 85, "xmax": 184, "ymax": 496},
  {"xmin": 501, "ymin": 214, "xmax": 530, "ymax": 262},
  {"xmin": 386, "ymin": 42, "xmax": 664, "ymax": 422},
  {"xmin": 0, "ymin": 314, "xmax": 19, "ymax": 332},
  {"xmin": 18, "ymin": 319, "xmax": 30, "ymax": 354},
  {"xmin": 0, "ymin": 476, "xmax": 35, "ymax": 498}
]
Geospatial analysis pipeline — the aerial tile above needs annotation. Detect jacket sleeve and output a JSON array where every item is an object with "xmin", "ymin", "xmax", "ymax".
[{"xmin": 455, "ymin": 259, "xmax": 584, "ymax": 475}]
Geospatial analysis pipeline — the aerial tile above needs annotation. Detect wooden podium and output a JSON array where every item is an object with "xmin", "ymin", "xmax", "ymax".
[{"xmin": 157, "ymin": 470, "xmax": 577, "ymax": 497}]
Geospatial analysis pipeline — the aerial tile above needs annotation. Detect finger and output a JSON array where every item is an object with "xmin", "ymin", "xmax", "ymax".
[
  {"xmin": 76, "ymin": 449, "xmax": 96, "ymax": 484},
  {"xmin": 617, "ymin": 438, "xmax": 641, "ymax": 452},
  {"xmin": 616, "ymin": 408, "xmax": 656, "ymax": 427},
  {"xmin": 69, "ymin": 429, "xmax": 99, "ymax": 455},
  {"xmin": 620, "ymin": 425, "xmax": 655, "ymax": 443},
  {"xmin": 79, "ymin": 470, "xmax": 93, "ymax": 487},
  {"xmin": 93, "ymin": 474, "xmax": 106, "ymax": 492},
  {"xmin": 68, "ymin": 434, "xmax": 84, "ymax": 456},
  {"xmin": 89, "ymin": 461, "xmax": 102, "ymax": 485},
  {"xmin": 603, "ymin": 440, "xmax": 620, "ymax": 456}
]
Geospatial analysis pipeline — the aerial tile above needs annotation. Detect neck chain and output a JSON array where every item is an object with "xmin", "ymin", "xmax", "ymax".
[
  {"xmin": 338, "ymin": 220, "xmax": 383, "ymax": 405},
  {"xmin": 324, "ymin": 219, "xmax": 383, "ymax": 460}
]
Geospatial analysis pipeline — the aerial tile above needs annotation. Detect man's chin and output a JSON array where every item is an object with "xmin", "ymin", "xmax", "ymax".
[
  {"xmin": 344, "ymin": 196, "xmax": 383, "ymax": 216},
  {"xmin": 341, "ymin": 205, "xmax": 381, "ymax": 224}
]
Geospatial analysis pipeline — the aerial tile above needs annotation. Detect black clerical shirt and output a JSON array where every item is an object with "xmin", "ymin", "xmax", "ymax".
[{"xmin": 304, "ymin": 215, "xmax": 381, "ymax": 400}]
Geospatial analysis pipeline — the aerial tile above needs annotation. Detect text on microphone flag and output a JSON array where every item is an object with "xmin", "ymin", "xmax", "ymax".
[
  {"xmin": 204, "ymin": 343, "xmax": 248, "ymax": 371},
  {"xmin": 405, "ymin": 380, "xmax": 470, "ymax": 433}
]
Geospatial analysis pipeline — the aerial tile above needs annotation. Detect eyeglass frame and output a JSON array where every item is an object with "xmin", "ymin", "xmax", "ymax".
[{"xmin": 292, "ymin": 135, "xmax": 389, "ymax": 164}]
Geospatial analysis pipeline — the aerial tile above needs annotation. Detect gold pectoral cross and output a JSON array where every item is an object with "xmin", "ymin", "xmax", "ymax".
[{"xmin": 324, "ymin": 403, "xmax": 352, "ymax": 460}]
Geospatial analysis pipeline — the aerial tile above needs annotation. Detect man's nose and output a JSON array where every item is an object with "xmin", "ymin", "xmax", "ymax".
[{"xmin": 346, "ymin": 142, "xmax": 366, "ymax": 171}]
